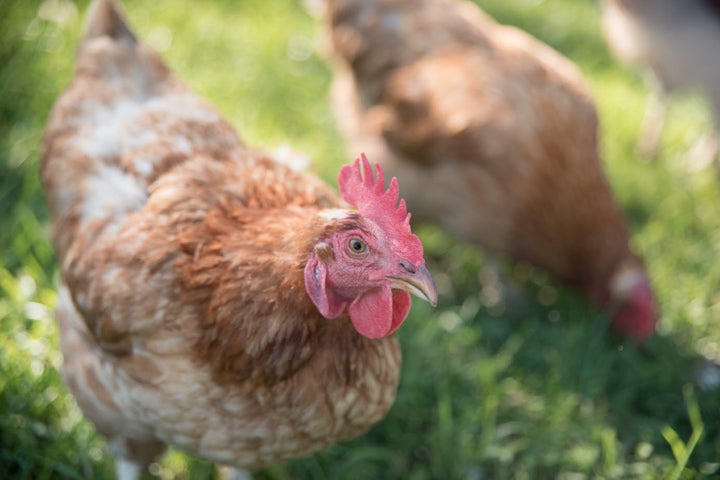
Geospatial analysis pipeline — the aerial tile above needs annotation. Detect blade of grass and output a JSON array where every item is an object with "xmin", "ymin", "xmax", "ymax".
[{"xmin": 663, "ymin": 385, "xmax": 705, "ymax": 480}]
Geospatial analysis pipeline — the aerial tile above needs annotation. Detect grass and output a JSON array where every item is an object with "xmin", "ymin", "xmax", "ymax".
[{"xmin": 2, "ymin": 0, "xmax": 720, "ymax": 478}]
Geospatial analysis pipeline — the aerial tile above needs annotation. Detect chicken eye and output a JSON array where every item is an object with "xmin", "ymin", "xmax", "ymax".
[{"xmin": 347, "ymin": 237, "xmax": 368, "ymax": 254}]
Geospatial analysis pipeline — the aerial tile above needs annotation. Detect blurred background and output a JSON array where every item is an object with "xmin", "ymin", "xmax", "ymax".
[{"xmin": 2, "ymin": 0, "xmax": 720, "ymax": 478}]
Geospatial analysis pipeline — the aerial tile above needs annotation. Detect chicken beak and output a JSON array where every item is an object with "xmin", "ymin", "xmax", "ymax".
[{"xmin": 386, "ymin": 265, "xmax": 438, "ymax": 307}]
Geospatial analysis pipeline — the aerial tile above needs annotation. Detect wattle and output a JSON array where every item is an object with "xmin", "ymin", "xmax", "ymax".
[{"xmin": 348, "ymin": 286, "xmax": 411, "ymax": 338}]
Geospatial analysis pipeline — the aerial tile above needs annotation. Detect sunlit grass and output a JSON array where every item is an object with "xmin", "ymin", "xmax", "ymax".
[{"xmin": 2, "ymin": 0, "xmax": 720, "ymax": 478}]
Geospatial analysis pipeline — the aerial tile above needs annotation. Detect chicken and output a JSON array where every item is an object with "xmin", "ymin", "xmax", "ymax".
[
  {"xmin": 323, "ymin": 0, "xmax": 657, "ymax": 340},
  {"xmin": 601, "ymin": 0, "xmax": 720, "ymax": 166},
  {"xmin": 40, "ymin": 0, "xmax": 437, "ymax": 478}
]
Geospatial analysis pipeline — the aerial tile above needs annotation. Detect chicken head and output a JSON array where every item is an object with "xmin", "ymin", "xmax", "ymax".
[
  {"xmin": 606, "ymin": 264, "xmax": 658, "ymax": 342},
  {"xmin": 305, "ymin": 154, "xmax": 437, "ymax": 338}
]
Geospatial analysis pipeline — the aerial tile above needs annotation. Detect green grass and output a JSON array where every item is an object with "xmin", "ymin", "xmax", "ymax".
[{"xmin": 2, "ymin": 0, "xmax": 720, "ymax": 478}]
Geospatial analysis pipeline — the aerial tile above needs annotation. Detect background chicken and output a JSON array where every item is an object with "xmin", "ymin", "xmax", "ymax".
[
  {"xmin": 40, "ymin": 0, "xmax": 436, "ymax": 478},
  {"xmin": 601, "ymin": 0, "xmax": 720, "ymax": 168},
  {"xmin": 323, "ymin": 0, "xmax": 657, "ymax": 341}
]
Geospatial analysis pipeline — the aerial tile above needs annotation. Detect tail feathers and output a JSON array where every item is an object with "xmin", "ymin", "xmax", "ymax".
[{"xmin": 82, "ymin": 0, "xmax": 136, "ymax": 45}]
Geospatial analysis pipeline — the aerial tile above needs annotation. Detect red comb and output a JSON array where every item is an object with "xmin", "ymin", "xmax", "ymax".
[{"xmin": 338, "ymin": 153, "xmax": 424, "ymax": 266}]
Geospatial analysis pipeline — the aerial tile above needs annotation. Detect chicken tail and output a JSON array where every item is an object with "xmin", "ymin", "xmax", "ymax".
[
  {"xmin": 82, "ymin": 0, "xmax": 136, "ymax": 45},
  {"xmin": 42, "ymin": 0, "xmax": 241, "ymax": 262}
]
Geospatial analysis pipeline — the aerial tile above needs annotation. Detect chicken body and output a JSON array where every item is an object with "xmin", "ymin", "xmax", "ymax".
[
  {"xmin": 325, "ymin": 0, "xmax": 657, "ymax": 340},
  {"xmin": 42, "ymin": 0, "xmax": 435, "ymax": 476},
  {"xmin": 602, "ymin": 0, "xmax": 720, "ymax": 163}
]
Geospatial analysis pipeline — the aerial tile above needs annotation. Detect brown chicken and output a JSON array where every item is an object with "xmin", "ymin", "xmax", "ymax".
[
  {"xmin": 40, "ymin": 0, "xmax": 437, "ymax": 478},
  {"xmin": 324, "ymin": 0, "xmax": 657, "ymax": 340}
]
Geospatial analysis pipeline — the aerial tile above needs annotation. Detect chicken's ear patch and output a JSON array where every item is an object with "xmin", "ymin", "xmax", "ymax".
[{"xmin": 305, "ymin": 243, "xmax": 346, "ymax": 318}]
